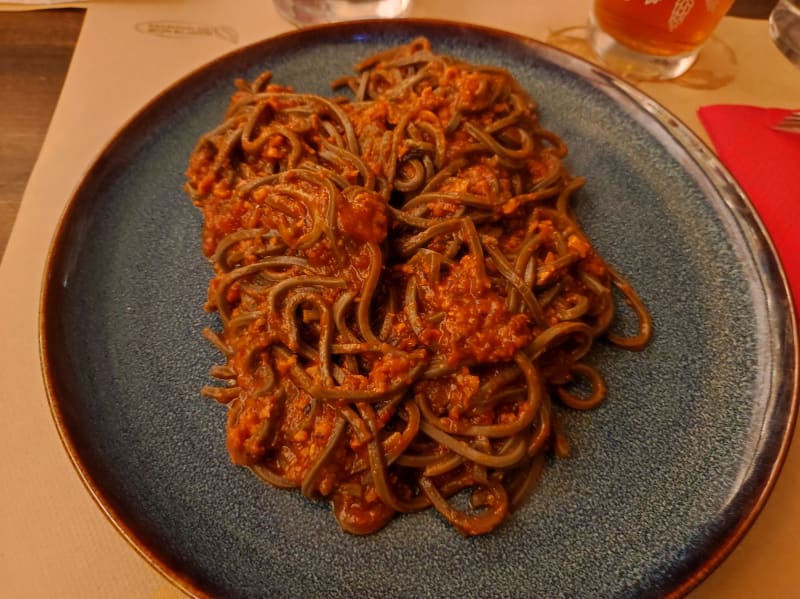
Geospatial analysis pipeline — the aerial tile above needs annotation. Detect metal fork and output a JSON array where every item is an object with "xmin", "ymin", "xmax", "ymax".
[{"xmin": 773, "ymin": 111, "xmax": 800, "ymax": 133}]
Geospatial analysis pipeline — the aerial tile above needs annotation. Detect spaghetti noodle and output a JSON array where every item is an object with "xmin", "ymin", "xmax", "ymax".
[{"xmin": 184, "ymin": 38, "xmax": 651, "ymax": 536}]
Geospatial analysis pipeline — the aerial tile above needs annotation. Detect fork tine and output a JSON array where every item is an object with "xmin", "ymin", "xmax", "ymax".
[{"xmin": 773, "ymin": 111, "xmax": 800, "ymax": 133}]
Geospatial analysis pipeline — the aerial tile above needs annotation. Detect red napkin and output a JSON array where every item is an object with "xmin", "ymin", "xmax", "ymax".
[{"xmin": 698, "ymin": 104, "xmax": 800, "ymax": 318}]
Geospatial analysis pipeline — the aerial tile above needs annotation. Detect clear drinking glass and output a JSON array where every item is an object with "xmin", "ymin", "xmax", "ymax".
[
  {"xmin": 770, "ymin": 0, "xmax": 800, "ymax": 65},
  {"xmin": 274, "ymin": 0, "xmax": 412, "ymax": 26},
  {"xmin": 588, "ymin": 0, "xmax": 736, "ymax": 80}
]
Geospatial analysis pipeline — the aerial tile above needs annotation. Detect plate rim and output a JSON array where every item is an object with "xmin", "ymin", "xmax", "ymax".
[{"xmin": 38, "ymin": 17, "xmax": 799, "ymax": 599}]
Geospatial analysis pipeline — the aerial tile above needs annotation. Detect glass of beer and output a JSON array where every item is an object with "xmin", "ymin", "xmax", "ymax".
[{"xmin": 588, "ymin": 0, "xmax": 736, "ymax": 80}]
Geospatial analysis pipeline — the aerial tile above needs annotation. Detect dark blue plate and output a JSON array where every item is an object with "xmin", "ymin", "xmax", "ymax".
[{"xmin": 40, "ymin": 19, "xmax": 798, "ymax": 599}]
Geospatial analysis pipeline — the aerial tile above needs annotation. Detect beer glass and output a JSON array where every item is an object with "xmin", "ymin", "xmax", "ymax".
[{"xmin": 588, "ymin": 0, "xmax": 736, "ymax": 80}]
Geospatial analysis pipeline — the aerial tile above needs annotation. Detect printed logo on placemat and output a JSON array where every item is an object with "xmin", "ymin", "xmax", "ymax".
[{"xmin": 135, "ymin": 21, "xmax": 238, "ymax": 44}]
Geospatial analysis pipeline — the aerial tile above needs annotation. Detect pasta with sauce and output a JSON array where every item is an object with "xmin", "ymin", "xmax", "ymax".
[{"xmin": 184, "ymin": 38, "xmax": 651, "ymax": 536}]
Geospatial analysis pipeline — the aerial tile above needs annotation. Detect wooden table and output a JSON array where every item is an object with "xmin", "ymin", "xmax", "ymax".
[{"xmin": 0, "ymin": 8, "xmax": 84, "ymax": 259}]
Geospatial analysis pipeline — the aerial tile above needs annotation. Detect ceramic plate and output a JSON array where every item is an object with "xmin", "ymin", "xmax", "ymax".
[{"xmin": 40, "ymin": 19, "xmax": 797, "ymax": 599}]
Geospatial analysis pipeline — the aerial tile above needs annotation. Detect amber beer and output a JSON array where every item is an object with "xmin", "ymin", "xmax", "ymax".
[{"xmin": 593, "ymin": 0, "xmax": 735, "ymax": 57}]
